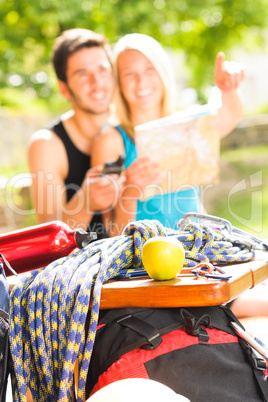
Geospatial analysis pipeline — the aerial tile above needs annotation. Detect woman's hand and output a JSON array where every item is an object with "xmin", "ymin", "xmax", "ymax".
[
  {"xmin": 214, "ymin": 51, "xmax": 245, "ymax": 92},
  {"xmin": 124, "ymin": 157, "xmax": 160, "ymax": 198}
]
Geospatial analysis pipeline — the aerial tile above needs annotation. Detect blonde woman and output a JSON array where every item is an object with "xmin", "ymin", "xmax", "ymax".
[{"xmin": 91, "ymin": 33, "xmax": 245, "ymax": 236}]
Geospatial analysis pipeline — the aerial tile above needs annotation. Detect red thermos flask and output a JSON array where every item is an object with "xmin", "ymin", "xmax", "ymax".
[{"xmin": 0, "ymin": 221, "xmax": 97, "ymax": 276}]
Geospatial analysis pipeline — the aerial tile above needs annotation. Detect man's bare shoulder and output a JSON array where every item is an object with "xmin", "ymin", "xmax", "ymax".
[
  {"xmin": 29, "ymin": 111, "xmax": 73, "ymax": 148},
  {"xmin": 28, "ymin": 128, "xmax": 67, "ymax": 159},
  {"xmin": 28, "ymin": 128, "xmax": 68, "ymax": 175},
  {"xmin": 29, "ymin": 128, "xmax": 60, "ymax": 145}
]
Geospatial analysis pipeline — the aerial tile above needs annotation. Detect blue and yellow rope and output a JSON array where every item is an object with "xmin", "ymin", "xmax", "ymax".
[{"xmin": 8, "ymin": 219, "xmax": 255, "ymax": 401}]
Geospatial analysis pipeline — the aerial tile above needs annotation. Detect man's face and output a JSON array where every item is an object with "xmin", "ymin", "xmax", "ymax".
[{"xmin": 64, "ymin": 47, "xmax": 114, "ymax": 115}]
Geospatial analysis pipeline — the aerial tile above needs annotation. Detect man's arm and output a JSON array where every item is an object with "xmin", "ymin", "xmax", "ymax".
[
  {"xmin": 214, "ymin": 52, "xmax": 245, "ymax": 138},
  {"xmin": 28, "ymin": 129, "xmax": 120, "ymax": 230},
  {"xmin": 28, "ymin": 129, "xmax": 72, "ymax": 223}
]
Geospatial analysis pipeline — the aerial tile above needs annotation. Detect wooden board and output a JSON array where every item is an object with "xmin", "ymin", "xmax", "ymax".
[{"xmin": 97, "ymin": 252, "xmax": 268, "ymax": 309}]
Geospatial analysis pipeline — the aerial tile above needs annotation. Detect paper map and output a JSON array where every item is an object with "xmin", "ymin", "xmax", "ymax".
[{"xmin": 134, "ymin": 105, "xmax": 220, "ymax": 201}]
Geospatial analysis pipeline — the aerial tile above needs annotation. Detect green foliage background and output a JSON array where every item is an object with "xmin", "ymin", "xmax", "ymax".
[{"xmin": 1, "ymin": 0, "xmax": 268, "ymax": 110}]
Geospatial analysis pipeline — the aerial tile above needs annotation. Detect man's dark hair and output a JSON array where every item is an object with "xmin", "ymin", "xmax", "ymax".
[{"xmin": 52, "ymin": 28, "xmax": 111, "ymax": 82}]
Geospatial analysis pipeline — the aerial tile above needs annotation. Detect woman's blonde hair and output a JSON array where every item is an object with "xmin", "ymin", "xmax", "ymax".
[{"xmin": 112, "ymin": 33, "xmax": 177, "ymax": 137}]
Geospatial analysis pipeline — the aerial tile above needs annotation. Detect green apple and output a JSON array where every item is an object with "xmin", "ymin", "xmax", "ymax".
[{"xmin": 141, "ymin": 236, "xmax": 185, "ymax": 281}]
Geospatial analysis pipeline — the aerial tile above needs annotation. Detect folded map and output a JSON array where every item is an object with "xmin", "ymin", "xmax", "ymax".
[{"xmin": 134, "ymin": 104, "xmax": 220, "ymax": 201}]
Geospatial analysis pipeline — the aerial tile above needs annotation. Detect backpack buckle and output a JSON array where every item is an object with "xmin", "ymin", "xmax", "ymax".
[
  {"xmin": 231, "ymin": 321, "xmax": 268, "ymax": 367},
  {"xmin": 240, "ymin": 339, "xmax": 267, "ymax": 371},
  {"xmin": 180, "ymin": 309, "xmax": 210, "ymax": 342}
]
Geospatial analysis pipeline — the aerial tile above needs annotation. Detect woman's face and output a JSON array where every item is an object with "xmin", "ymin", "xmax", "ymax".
[{"xmin": 117, "ymin": 49, "xmax": 164, "ymax": 114}]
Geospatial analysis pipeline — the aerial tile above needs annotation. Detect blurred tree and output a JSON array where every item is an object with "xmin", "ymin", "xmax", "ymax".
[{"xmin": 0, "ymin": 0, "xmax": 268, "ymax": 108}]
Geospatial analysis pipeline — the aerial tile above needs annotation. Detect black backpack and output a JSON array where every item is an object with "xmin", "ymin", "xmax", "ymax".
[{"xmin": 87, "ymin": 306, "xmax": 268, "ymax": 402}]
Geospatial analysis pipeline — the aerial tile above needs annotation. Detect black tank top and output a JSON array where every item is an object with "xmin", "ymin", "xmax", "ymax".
[{"xmin": 49, "ymin": 119, "xmax": 108, "ymax": 239}]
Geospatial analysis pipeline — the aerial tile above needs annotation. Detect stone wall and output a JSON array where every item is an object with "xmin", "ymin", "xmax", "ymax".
[
  {"xmin": 0, "ymin": 108, "xmax": 52, "ymax": 168},
  {"xmin": 0, "ymin": 109, "xmax": 52, "ymax": 232},
  {"xmin": 221, "ymin": 114, "xmax": 268, "ymax": 149}
]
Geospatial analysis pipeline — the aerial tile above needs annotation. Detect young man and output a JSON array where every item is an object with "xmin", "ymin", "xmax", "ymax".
[{"xmin": 28, "ymin": 29, "xmax": 122, "ymax": 238}]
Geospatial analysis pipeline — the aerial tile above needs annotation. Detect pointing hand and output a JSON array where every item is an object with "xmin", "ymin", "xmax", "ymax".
[{"xmin": 214, "ymin": 51, "xmax": 245, "ymax": 91}]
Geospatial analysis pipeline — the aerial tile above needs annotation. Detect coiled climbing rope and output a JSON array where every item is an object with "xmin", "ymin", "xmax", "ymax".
[{"xmin": 8, "ymin": 219, "xmax": 255, "ymax": 401}]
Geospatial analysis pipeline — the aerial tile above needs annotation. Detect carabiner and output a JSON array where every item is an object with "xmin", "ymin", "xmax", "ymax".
[
  {"xmin": 191, "ymin": 262, "xmax": 232, "ymax": 280},
  {"xmin": 178, "ymin": 213, "xmax": 268, "ymax": 251}
]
